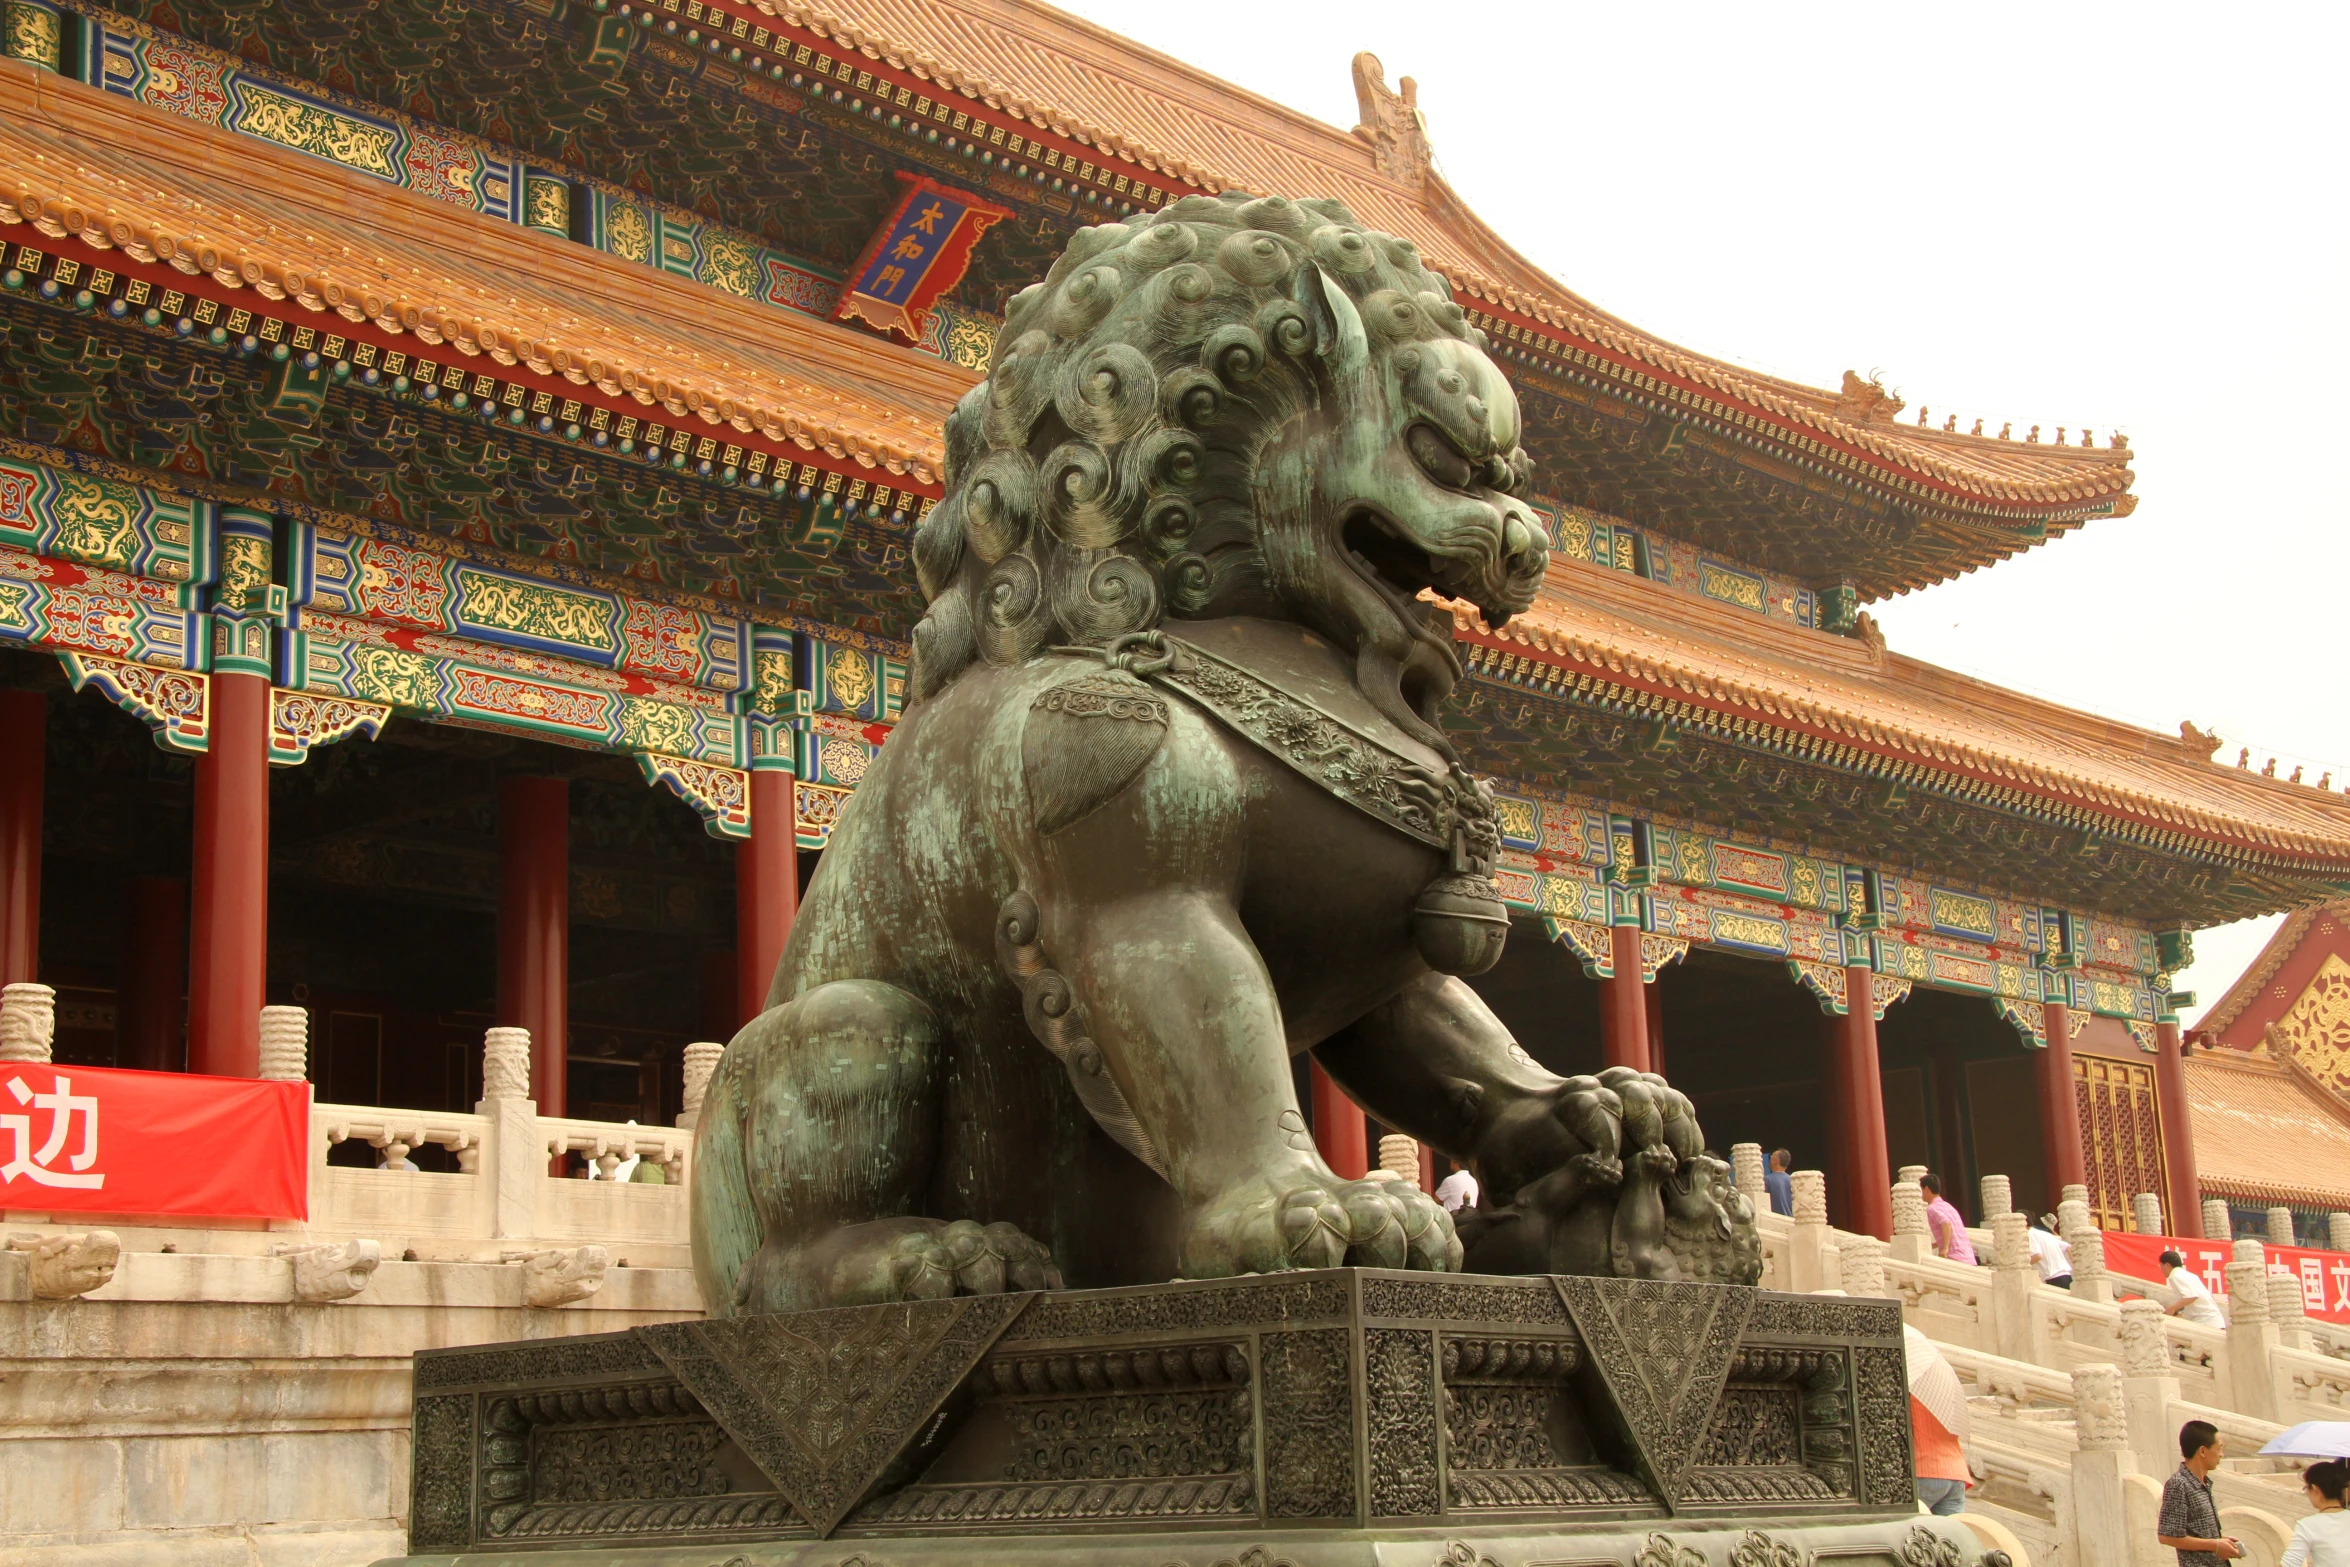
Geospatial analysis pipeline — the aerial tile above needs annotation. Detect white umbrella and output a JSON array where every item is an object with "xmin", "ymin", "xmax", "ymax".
[
  {"xmin": 2259, "ymin": 1422, "xmax": 2350, "ymax": 1458},
  {"xmin": 1904, "ymin": 1324, "xmax": 1972, "ymax": 1444}
]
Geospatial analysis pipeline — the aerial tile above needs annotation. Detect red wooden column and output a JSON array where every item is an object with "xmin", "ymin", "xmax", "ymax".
[
  {"xmin": 2154, "ymin": 1019, "xmax": 2201, "ymax": 1237},
  {"xmin": 1599, "ymin": 924, "xmax": 1651, "ymax": 1072},
  {"xmin": 118, "ymin": 876, "xmax": 188, "ymax": 1072},
  {"xmin": 737, "ymin": 768, "xmax": 799, "ymax": 1025},
  {"xmin": 188, "ymin": 672, "xmax": 269, "ymax": 1077},
  {"xmin": 1311, "ymin": 1061, "xmax": 1369, "ymax": 1181},
  {"xmin": 1644, "ymin": 982, "xmax": 1665, "ymax": 1079},
  {"xmin": 498, "ymin": 776, "xmax": 569, "ymax": 1117},
  {"xmin": 2036, "ymin": 1000, "xmax": 2087, "ymax": 1207},
  {"xmin": 0, "ymin": 688, "xmax": 42, "ymax": 986},
  {"xmin": 1832, "ymin": 964, "xmax": 1892, "ymax": 1239}
]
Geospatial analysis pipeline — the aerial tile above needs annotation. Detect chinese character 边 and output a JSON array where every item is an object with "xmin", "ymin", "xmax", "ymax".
[
  {"xmin": 889, "ymin": 235, "xmax": 927, "ymax": 263},
  {"xmin": 910, "ymin": 200, "xmax": 946, "ymax": 236},
  {"xmin": 1, "ymin": 1073, "xmax": 104, "ymax": 1189}
]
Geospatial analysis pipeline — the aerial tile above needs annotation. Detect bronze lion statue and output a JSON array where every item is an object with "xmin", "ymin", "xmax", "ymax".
[{"xmin": 691, "ymin": 192, "xmax": 1759, "ymax": 1314}]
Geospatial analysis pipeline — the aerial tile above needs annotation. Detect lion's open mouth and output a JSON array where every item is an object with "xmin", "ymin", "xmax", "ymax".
[{"xmin": 1343, "ymin": 509, "xmax": 1467, "ymax": 605}]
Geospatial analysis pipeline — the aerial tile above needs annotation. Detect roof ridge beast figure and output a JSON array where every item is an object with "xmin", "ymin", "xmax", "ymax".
[{"xmin": 691, "ymin": 192, "xmax": 1760, "ymax": 1314}]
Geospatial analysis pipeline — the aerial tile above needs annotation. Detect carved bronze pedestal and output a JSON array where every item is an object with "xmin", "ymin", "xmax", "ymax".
[{"xmin": 389, "ymin": 1270, "xmax": 1994, "ymax": 1567}]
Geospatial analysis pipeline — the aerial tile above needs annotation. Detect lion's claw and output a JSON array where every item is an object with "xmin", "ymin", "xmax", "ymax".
[
  {"xmin": 1571, "ymin": 1151, "xmax": 1624, "ymax": 1186},
  {"xmin": 885, "ymin": 1218, "xmax": 1061, "ymax": 1300},
  {"xmin": 1185, "ymin": 1168, "xmax": 1463, "ymax": 1279}
]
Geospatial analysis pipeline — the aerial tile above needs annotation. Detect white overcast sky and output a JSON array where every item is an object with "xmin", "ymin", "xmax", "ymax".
[{"xmin": 1065, "ymin": 0, "xmax": 2347, "ymax": 1014}]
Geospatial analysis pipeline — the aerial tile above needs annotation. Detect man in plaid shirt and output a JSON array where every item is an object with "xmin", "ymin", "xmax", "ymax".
[{"xmin": 2158, "ymin": 1420, "xmax": 2245, "ymax": 1567}]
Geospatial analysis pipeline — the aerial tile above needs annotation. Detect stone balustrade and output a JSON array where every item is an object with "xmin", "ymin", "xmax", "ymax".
[{"xmin": 2, "ymin": 1017, "xmax": 724, "ymax": 1278}]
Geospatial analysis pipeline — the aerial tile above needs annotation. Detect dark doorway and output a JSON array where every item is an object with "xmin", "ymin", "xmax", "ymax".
[{"xmin": 1465, "ymin": 918, "xmax": 1606, "ymax": 1077}]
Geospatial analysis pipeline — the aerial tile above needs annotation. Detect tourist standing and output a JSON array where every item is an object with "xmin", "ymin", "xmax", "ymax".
[
  {"xmin": 2160, "ymin": 1250, "xmax": 2226, "ymax": 1328},
  {"xmin": 1765, "ymin": 1148, "xmax": 1794, "ymax": 1218},
  {"xmin": 1436, "ymin": 1165, "xmax": 1479, "ymax": 1214},
  {"xmin": 1919, "ymin": 1173, "xmax": 1976, "ymax": 1264},
  {"xmin": 2029, "ymin": 1218, "xmax": 2074, "ymax": 1289},
  {"xmin": 2158, "ymin": 1420, "xmax": 2244, "ymax": 1566},
  {"xmin": 2281, "ymin": 1460, "xmax": 2350, "ymax": 1567}
]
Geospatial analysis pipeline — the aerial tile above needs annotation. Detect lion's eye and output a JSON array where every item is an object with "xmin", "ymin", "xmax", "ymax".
[{"xmin": 1407, "ymin": 424, "xmax": 1475, "ymax": 491}]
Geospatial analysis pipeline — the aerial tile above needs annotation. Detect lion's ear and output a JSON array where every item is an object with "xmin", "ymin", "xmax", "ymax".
[{"xmin": 1295, "ymin": 264, "xmax": 1368, "ymax": 380}]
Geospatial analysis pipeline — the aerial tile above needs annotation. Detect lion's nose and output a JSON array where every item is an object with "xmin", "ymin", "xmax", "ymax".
[{"xmin": 1502, "ymin": 515, "xmax": 1546, "ymax": 578}]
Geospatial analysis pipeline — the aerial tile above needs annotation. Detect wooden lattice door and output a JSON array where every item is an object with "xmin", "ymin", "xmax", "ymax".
[{"xmin": 2074, "ymin": 1053, "xmax": 2165, "ymax": 1231}]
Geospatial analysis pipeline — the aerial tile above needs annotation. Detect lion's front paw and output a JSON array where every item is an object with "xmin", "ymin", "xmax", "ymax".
[
  {"xmin": 891, "ymin": 1219, "xmax": 1064, "ymax": 1299},
  {"xmin": 1180, "ymin": 1169, "xmax": 1463, "ymax": 1279},
  {"xmin": 742, "ymin": 1217, "xmax": 1062, "ymax": 1313}
]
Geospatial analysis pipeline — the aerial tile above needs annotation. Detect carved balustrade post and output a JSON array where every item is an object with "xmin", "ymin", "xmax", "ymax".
[
  {"xmin": 1375, "ymin": 1133, "xmax": 1420, "ymax": 1184},
  {"xmin": 2333, "ymin": 1212, "xmax": 2350, "ymax": 1254},
  {"xmin": 1990, "ymin": 1210, "xmax": 2045, "ymax": 1364},
  {"xmin": 1787, "ymin": 1169, "xmax": 1830, "ymax": 1293},
  {"xmin": 1897, "ymin": 1164, "xmax": 1928, "ymax": 1185},
  {"xmin": 2072, "ymin": 1228, "xmax": 2114, "ymax": 1304},
  {"xmin": 1840, "ymin": 1234, "xmax": 1890, "ymax": 1298},
  {"xmin": 1980, "ymin": 1173, "xmax": 2013, "ymax": 1221},
  {"xmin": 2203, "ymin": 1199, "xmax": 2233, "ymax": 1242},
  {"xmin": 478, "ymin": 1026, "xmax": 541, "ymax": 1241},
  {"xmin": 2132, "ymin": 1193, "xmax": 2165, "ymax": 1237},
  {"xmin": 1889, "ymin": 1179, "xmax": 1930, "ymax": 1264},
  {"xmin": 0, "ymin": 980, "xmax": 54, "ymax": 1063},
  {"xmin": 2267, "ymin": 1207, "xmax": 2298, "ymax": 1248},
  {"xmin": 2069, "ymin": 1363, "xmax": 2138, "ymax": 1567},
  {"xmin": 257, "ymin": 1005, "xmax": 309, "ymax": 1081},
  {"xmin": 2056, "ymin": 1198, "xmax": 2113, "ymax": 1302},
  {"xmin": 2118, "ymin": 1297, "xmax": 2183, "ymax": 1476},
  {"xmin": 679, "ymin": 1040, "xmax": 726, "ymax": 1131},
  {"xmin": 2268, "ymin": 1271, "xmax": 2311, "ymax": 1350},
  {"xmin": 2222, "ymin": 1247, "xmax": 2280, "ymax": 1420},
  {"xmin": 1731, "ymin": 1143, "xmax": 1767, "ymax": 1210}
]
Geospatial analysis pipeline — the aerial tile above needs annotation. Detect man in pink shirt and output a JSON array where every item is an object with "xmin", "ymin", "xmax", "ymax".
[{"xmin": 1920, "ymin": 1173, "xmax": 1977, "ymax": 1264}]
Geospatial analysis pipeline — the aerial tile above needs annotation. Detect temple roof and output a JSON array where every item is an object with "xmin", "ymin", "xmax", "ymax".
[
  {"xmin": 2183, "ymin": 1044, "xmax": 2350, "ymax": 1210},
  {"xmin": 776, "ymin": 0, "xmax": 2136, "ymax": 581},
  {"xmin": 2197, "ymin": 901, "xmax": 2350, "ymax": 1038},
  {"xmin": 1447, "ymin": 561, "xmax": 2350, "ymax": 923},
  {"xmin": 0, "ymin": 65, "xmax": 967, "ymax": 483}
]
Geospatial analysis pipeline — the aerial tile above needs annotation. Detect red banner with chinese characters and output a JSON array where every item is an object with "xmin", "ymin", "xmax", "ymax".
[
  {"xmin": 0, "ymin": 1062, "xmax": 308, "ymax": 1221},
  {"xmin": 2103, "ymin": 1231, "xmax": 2350, "ymax": 1325},
  {"xmin": 834, "ymin": 172, "xmax": 1011, "ymax": 342}
]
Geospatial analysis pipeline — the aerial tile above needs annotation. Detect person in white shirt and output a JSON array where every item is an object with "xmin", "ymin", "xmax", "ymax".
[
  {"xmin": 1435, "ymin": 1167, "xmax": 1479, "ymax": 1214},
  {"xmin": 2281, "ymin": 1459, "xmax": 2350, "ymax": 1567},
  {"xmin": 2160, "ymin": 1249, "xmax": 2226, "ymax": 1328},
  {"xmin": 2028, "ymin": 1217, "xmax": 2073, "ymax": 1288}
]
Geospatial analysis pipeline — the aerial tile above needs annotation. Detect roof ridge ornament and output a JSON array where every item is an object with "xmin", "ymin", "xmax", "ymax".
[
  {"xmin": 1835, "ymin": 369, "xmax": 1904, "ymax": 426},
  {"xmin": 1351, "ymin": 52, "xmax": 1432, "ymax": 188}
]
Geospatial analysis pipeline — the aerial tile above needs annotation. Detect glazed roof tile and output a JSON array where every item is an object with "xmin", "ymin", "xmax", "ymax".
[
  {"xmin": 779, "ymin": 0, "xmax": 2131, "ymax": 512},
  {"xmin": 1452, "ymin": 561, "xmax": 2350, "ymax": 869},
  {"xmin": 2184, "ymin": 1048, "xmax": 2350, "ymax": 1209},
  {"xmin": 0, "ymin": 63, "xmax": 971, "ymax": 481}
]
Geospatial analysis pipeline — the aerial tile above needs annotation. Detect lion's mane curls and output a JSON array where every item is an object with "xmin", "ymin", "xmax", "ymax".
[{"xmin": 907, "ymin": 191, "xmax": 1484, "ymax": 701}]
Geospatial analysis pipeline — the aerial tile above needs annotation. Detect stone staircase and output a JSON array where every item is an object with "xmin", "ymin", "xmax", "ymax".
[{"xmin": 1736, "ymin": 1151, "xmax": 2350, "ymax": 1567}]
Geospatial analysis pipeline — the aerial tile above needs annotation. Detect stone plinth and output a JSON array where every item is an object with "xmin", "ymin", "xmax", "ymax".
[{"xmin": 395, "ymin": 1270, "xmax": 1932, "ymax": 1564}]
